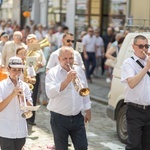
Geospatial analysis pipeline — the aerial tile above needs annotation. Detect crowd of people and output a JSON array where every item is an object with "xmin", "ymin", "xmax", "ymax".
[{"xmin": 2, "ymin": 18, "xmax": 146, "ymax": 150}]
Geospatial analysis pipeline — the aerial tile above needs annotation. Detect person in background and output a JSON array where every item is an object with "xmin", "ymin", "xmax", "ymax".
[
  {"xmin": 26, "ymin": 34, "xmax": 46, "ymax": 125},
  {"xmin": 21, "ymin": 25, "xmax": 31, "ymax": 44},
  {"xmin": 82, "ymin": 27, "xmax": 97, "ymax": 83},
  {"xmin": 4, "ymin": 22, "xmax": 13, "ymax": 39},
  {"xmin": 62, "ymin": 26, "xmax": 69, "ymax": 34},
  {"xmin": 54, "ymin": 26, "xmax": 64, "ymax": 49},
  {"xmin": 0, "ymin": 32, "xmax": 9, "ymax": 53},
  {"xmin": 2, "ymin": 31, "xmax": 26, "ymax": 67},
  {"xmin": 105, "ymin": 33, "xmax": 124, "ymax": 83},
  {"xmin": 94, "ymin": 29, "xmax": 104, "ymax": 77},
  {"xmin": 121, "ymin": 35, "xmax": 150, "ymax": 150},
  {"xmin": 34, "ymin": 24, "xmax": 46, "ymax": 40},
  {"xmin": 102, "ymin": 27, "xmax": 115, "ymax": 75},
  {"xmin": 77, "ymin": 31, "xmax": 87, "ymax": 66},
  {"xmin": 29, "ymin": 20, "xmax": 36, "ymax": 34},
  {"xmin": 46, "ymin": 32, "xmax": 84, "ymax": 72},
  {"xmin": 46, "ymin": 46, "xmax": 91, "ymax": 150},
  {"xmin": 0, "ymin": 56, "xmax": 33, "ymax": 150},
  {"xmin": 45, "ymin": 27, "xmax": 57, "ymax": 52}
]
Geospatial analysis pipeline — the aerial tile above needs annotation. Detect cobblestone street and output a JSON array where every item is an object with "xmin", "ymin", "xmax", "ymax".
[{"xmin": 24, "ymin": 100, "xmax": 125, "ymax": 150}]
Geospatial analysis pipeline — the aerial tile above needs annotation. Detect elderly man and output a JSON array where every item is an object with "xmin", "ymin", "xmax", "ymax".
[
  {"xmin": 46, "ymin": 46, "xmax": 91, "ymax": 150},
  {"xmin": 2, "ymin": 31, "xmax": 26, "ymax": 67}
]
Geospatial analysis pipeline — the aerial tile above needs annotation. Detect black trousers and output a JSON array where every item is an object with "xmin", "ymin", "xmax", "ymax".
[
  {"xmin": 126, "ymin": 104, "xmax": 150, "ymax": 150},
  {"xmin": 84, "ymin": 52, "xmax": 96, "ymax": 79},
  {"xmin": 27, "ymin": 73, "xmax": 40, "ymax": 123},
  {"xmin": 50, "ymin": 111, "xmax": 88, "ymax": 150},
  {"xmin": 101, "ymin": 57, "xmax": 106, "ymax": 75},
  {"xmin": 0, "ymin": 137, "xmax": 25, "ymax": 150}
]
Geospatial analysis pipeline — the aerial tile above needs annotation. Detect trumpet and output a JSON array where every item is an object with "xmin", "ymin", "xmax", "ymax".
[
  {"xmin": 16, "ymin": 76, "xmax": 33, "ymax": 119},
  {"xmin": 68, "ymin": 63, "xmax": 90, "ymax": 97},
  {"xmin": 39, "ymin": 38, "xmax": 51, "ymax": 49},
  {"xmin": 143, "ymin": 51, "xmax": 150, "ymax": 57}
]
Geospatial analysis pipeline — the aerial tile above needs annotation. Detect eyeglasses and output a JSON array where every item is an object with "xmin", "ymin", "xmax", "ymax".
[
  {"xmin": 134, "ymin": 44, "xmax": 150, "ymax": 49},
  {"xmin": 13, "ymin": 35, "xmax": 21, "ymax": 39},
  {"xmin": 17, "ymin": 53, "xmax": 26, "ymax": 56},
  {"xmin": 66, "ymin": 40, "xmax": 74, "ymax": 43}
]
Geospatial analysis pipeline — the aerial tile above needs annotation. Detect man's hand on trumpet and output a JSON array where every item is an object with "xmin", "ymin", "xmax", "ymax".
[
  {"xmin": 66, "ymin": 70, "xmax": 77, "ymax": 83},
  {"xmin": 143, "ymin": 51, "xmax": 150, "ymax": 69},
  {"xmin": 146, "ymin": 57, "xmax": 150, "ymax": 69},
  {"xmin": 12, "ymin": 87, "xmax": 24, "ymax": 101}
]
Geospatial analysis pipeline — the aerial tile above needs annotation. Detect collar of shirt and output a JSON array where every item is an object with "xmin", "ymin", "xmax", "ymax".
[{"xmin": 132, "ymin": 54, "xmax": 146, "ymax": 65}]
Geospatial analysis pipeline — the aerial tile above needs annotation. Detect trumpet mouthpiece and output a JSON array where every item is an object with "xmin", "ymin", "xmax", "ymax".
[{"xmin": 143, "ymin": 51, "xmax": 148, "ymax": 56}]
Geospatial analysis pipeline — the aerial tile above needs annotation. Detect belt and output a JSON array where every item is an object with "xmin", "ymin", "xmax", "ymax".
[{"xmin": 127, "ymin": 102, "xmax": 150, "ymax": 110}]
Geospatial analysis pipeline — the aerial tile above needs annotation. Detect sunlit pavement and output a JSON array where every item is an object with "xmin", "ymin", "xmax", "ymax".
[{"xmin": 23, "ymin": 75, "xmax": 124, "ymax": 150}]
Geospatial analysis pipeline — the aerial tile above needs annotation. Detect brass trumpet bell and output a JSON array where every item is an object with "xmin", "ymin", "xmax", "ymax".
[
  {"xmin": 28, "ymin": 83, "xmax": 34, "ymax": 90},
  {"xmin": 79, "ymin": 88, "xmax": 90, "ymax": 97},
  {"xmin": 22, "ymin": 110, "xmax": 33, "ymax": 119},
  {"xmin": 39, "ymin": 38, "xmax": 50, "ymax": 49}
]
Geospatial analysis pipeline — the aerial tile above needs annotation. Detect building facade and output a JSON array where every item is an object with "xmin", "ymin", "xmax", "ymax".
[{"xmin": 0, "ymin": 0, "xmax": 150, "ymax": 36}]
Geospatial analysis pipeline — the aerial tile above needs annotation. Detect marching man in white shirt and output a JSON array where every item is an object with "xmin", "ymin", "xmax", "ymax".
[
  {"xmin": 46, "ymin": 46, "xmax": 91, "ymax": 150},
  {"xmin": 0, "ymin": 56, "xmax": 33, "ymax": 150}
]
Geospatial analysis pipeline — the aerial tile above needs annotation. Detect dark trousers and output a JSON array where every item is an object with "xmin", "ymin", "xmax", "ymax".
[
  {"xmin": 126, "ymin": 104, "xmax": 150, "ymax": 150},
  {"xmin": 85, "ymin": 52, "xmax": 96, "ymax": 79},
  {"xmin": 27, "ymin": 73, "xmax": 40, "ymax": 123},
  {"xmin": 50, "ymin": 111, "xmax": 88, "ymax": 150},
  {"xmin": 0, "ymin": 137, "xmax": 25, "ymax": 150},
  {"xmin": 101, "ymin": 57, "xmax": 106, "ymax": 75}
]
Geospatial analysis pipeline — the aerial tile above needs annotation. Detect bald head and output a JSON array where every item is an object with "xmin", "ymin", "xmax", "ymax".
[
  {"xmin": 58, "ymin": 46, "xmax": 74, "ymax": 71},
  {"xmin": 59, "ymin": 46, "xmax": 74, "ymax": 56}
]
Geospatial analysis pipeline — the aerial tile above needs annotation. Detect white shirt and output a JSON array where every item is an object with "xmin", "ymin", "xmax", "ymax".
[
  {"xmin": 95, "ymin": 36, "xmax": 104, "ymax": 56},
  {"xmin": 82, "ymin": 34, "xmax": 96, "ymax": 52},
  {"xmin": 121, "ymin": 54, "xmax": 150, "ymax": 105},
  {"xmin": 46, "ymin": 48, "xmax": 84, "ymax": 70},
  {"xmin": 46, "ymin": 65, "xmax": 91, "ymax": 116},
  {"xmin": 27, "ymin": 47, "xmax": 46, "ymax": 74},
  {"xmin": 0, "ymin": 77, "xmax": 32, "ymax": 138},
  {"xmin": 54, "ymin": 32, "xmax": 64, "ymax": 48}
]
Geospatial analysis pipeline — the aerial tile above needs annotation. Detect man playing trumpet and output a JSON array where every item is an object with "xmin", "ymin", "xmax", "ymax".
[
  {"xmin": 121, "ymin": 35, "xmax": 150, "ymax": 150},
  {"xmin": 0, "ymin": 56, "xmax": 33, "ymax": 150},
  {"xmin": 46, "ymin": 46, "xmax": 91, "ymax": 150}
]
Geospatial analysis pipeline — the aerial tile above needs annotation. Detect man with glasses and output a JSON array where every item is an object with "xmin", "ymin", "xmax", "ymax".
[
  {"xmin": 121, "ymin": 35, "xmax": 150, "ymax": 150},
  {"xmin": 46, "ymin": 32, "xmax": 84, "ymax": 71},
  {"xmin": 1, "ymin": 31, "xmax": 26, "ymax": 67}
]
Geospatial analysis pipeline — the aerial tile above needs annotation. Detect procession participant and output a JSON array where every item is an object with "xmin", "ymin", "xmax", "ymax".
[
  {"xmin": 46, "ymin": 46, "xmax": 91, "ymax": 150},
  {"xmin": 2, "ymin": 31, "xmax": 26, "ymax": 67},
  {"xmin": 82, "ymin": 27, "xmax": 97, "ymax": 83},
  {"xmin": 46, "ymin": 32, "xmax": 84, "ymax": 71},
  {"xmin": 0, "ymin": 32, "xmax": 9, "ymax": 53},
  {"xmin": 0, "ymin": 56, "xmax": 33, "ymax": 150},
  {"xmin": 121, "ymin": 35, "xmax": 150, "ymax": 150},
  {"xmin": 26, "ymin": 34, "xmax": 46, "ymax": 125},
  {"xmin": 16, "ymin": 47, "xmax": 36, "ymax": 85}
]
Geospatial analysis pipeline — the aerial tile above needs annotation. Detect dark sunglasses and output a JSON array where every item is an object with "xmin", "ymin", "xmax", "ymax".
[
  {"xmin": 134, "ymin": 44, "xmax": 150, "ymax": 49},
  {"xmin": 66, "ymin": 40, "xmax": 74, "ymax": 43}
]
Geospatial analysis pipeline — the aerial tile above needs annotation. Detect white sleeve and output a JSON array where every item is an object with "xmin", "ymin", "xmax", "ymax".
[
  {"xmin": 45, "ymin": 69, "xmax": 61, "ymax": 99},
  {"xmin": 121, "ymin": 59, "xmax": 135, "ymax": 83},
  {"xmin": 46, "ymin": 52, "xmax": 59, "ymax": 70}
]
